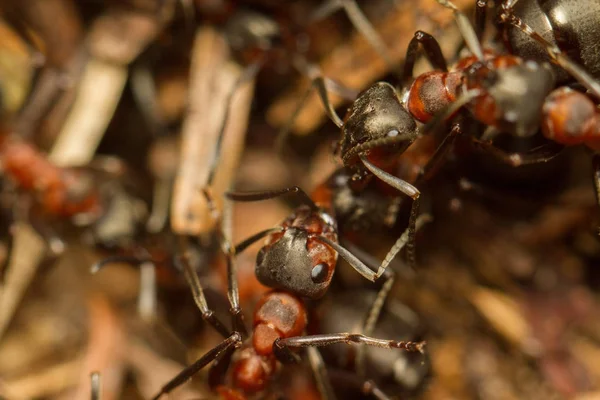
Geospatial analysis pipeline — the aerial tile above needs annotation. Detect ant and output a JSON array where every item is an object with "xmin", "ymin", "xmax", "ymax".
[
  {"xmin": 150, "ymin": 185, "xmax": 426, "ymax": 400},
  {"xmin": 286, "ymin": 0, "xmax": 600, "ymax": 265},
  {"xmin": 318, "ymin": 289, "xmax": 431, "ymax": 399},
  {"xmin": 467, "ymin": 0, "xmax": 600, "ymax": 225},
  {"xmin": 0, "ymin": 128, "xmax": 145, "ymax": 255}
]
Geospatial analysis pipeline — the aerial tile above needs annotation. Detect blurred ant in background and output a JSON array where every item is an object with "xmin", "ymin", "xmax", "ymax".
[
  {"xmin": 318, "ymin": 289, "xmax": 431, "ymax": 399},
  {"xmin": 0, "ymin": 126, "xmax": 147, "ymax": 256}
]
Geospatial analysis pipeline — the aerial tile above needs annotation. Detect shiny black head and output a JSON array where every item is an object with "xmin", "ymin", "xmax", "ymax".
[
  {"xmin": 255, "ymin": 228, "xmax": 335, "ymax": 299},
  {"xmin": 340, "ymin": 82, "xmax": 417, "ymax": 165}
]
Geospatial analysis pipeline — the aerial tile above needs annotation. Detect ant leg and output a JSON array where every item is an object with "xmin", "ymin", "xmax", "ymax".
[
  {"xmin": 273, "ymin": 333, "xmax": 425, "ymax": 364},
  {"xmin": 131, "ymin": 65, "xmax": 168, "ymax": 138},
  {"xmin": 470, "ymin": 138, "xmax": 564, "ymax": 167},
  {"xmin": 339, "ymin": 0, "xmax": 393, "ymax": 69},
  {"xmin": 275, "ymin": 83, "xmax": 315, "ymax": 153},
  {"xmin": 151, "ymin": 332, "xmax": 242, "ymax": 400},
  {"xmin": 206, "ymin": 60, "xmax": 263, "ymax": 187},
  {"xmin": 402, "ymin": 31, "xmax": 448, "ymax": 83},
  {"xmin": 26, "ymin": 212, "xmax": 65, "ymax": 257},
  {"xmin": 435, "ymin": 0, "xmax": 484, "ymax": 60},
  {"xmin": 474, "ymin": 0, "xmax": 489, "ymax": 41},
  {"xmin": 415, "ymin": 123, "xmax": 463, "ymax": 185},
  {"xmin": 593, "ymin": 154, "xmax": 600, "ymax": 235},
  {"xmin": 90, "ymin": 371, "xmax": 101, "ymax": 400},
  {"xmin": 499, "ymin": 9, "xmax": 600, "ymax": 100},
  {"xmin": 275, "ymin": 70, "xmax": 358, "ymax": 153},
  {"xmin": 307, "ymin": 347, "xmax": 338, "ymax": 400},
  {"xmin": 176, "ymin": 235, "xmax": 231, "ymax": 338},
  {"xmin": 146, "ymin": 177, "xmax": 173, "ymax": 233},
  {"xmin": 218, "ymin": 199, "xmax": 248, "ymax": 337},
  {"xmin": 138, "ymin": 261, "xmax": 157, "ymax": 321},
  {"xmin": 311, "ymin": 0, "xmax": 393, "ymax": 69},
  {"xmin": 315, "ymin": 214, "xmax": 430, "ymax": 282},
  {"xmin": 358, "ymin": 156, "xmax": 421, "ymax": 268},
  {"xmin": 227, "ymin": 186, "xmax": 319, "ymax": 211},
  {"xmin": 292, "ymin": 59, "xmax": 345, "ymax": 128},
  {"xmin": 90, "ymin": 256, "xmax": 157, "ymax": 321},
  {"xmin": 355, "ymin": 268, "xmax": 395, "ymax": 378},
  {"xmin": 328, "ymin": 369, "xmax": 392, "ymax": 400}
]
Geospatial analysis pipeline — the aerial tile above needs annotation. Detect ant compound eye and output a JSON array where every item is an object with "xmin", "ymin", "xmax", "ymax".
[
  {"xmin": 386, "ymin": 129, "xmax": 399, "ymax": 137},
  {"xmin": 311, "ymin": 263, "xmax": 329, "ymax": 283},
  {"xmin": 256, "ymin": 247, "xmax": 266, "ymax": 266}
]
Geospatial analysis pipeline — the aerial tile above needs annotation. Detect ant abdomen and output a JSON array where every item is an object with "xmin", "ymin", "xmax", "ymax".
[
  {"xmin": 406, "ymin": 70, "xmax": 462, "ymax": 123},
  {"xmin": 542, "ymin": 87, "xmax": 600, "ymax": 150}
]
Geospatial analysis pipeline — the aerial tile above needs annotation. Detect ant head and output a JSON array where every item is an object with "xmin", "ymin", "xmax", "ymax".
[
  {"xmin": 466, "ymin": 58, "xmax": 555, "ymax": 137},
  {"xmin": 255, "ymin": 210, "xmax": 337, "ymax": 299},
  {"xmin": 340, "ymin": 82, "xmax": 417, "ymax": 166}
]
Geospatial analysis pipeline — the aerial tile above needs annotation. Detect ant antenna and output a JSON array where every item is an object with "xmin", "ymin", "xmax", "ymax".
[{"xmin": 176, "ymin": 235, "xmax": 231, "ymax": 338}]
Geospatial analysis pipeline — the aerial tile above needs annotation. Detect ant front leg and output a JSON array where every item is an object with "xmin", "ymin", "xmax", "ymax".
[
  {"xmin": 415, "ymin": 123, "xmax": 463, "ymax": 185},
  {"xmin": 435, "ymin": 0, "xmax": 484, "ymax": 60},
  {"xmin": 470, "ymin": 138, "xmax": 564, "ymax": 167},
  {"xmin": 402, "ymin": 31, "xmax": 448, "ymax": 83},
  {"xmin": 328, "ymin": 369, "xmax": 393, "ymax": 400},
  {"xmin": 218, "ymin": 199, "xmax": 248, "ymax": 337},
  {"xmin": 358, "ymin": 156, "xmax": 421, "ymax": 269},
  {"xmin": 151, "ymin": 332, "xmax": 242, "ymax": 400},
  {"xmin": 273, "ymin": 332, "xmax": 425, "ymax": 364},
  {"xmin": 274, "ymin": 72, "xmax": 357, "ymax": 153},
  {"xmin": 306, "ymin": 347, "xmax": 338, "ymax": 400},
  {"xmin": 326, "ymin": 212, "xmax": 431, "ymax": 283}
]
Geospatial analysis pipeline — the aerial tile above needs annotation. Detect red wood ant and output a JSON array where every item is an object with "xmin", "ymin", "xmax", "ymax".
[
  {"xmin": 291, "ymin": 0, "xmax": 600, "ymax": 264},
  {"xmin": 0, "ymin": 130, "xmax": 143, "ymax": 254},
  {"xmin": 148, "ymin": 178, "xmax": 428, "ymax": 399},
  {"xmin": 0, "ymin": 133, "xmax": 103, "ymax": 222}
]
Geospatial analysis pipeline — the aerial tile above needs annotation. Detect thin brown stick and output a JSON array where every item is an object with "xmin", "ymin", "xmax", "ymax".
[{"xmin": 171, "ymin": 26, "xmax": 255, "ymax": 236}]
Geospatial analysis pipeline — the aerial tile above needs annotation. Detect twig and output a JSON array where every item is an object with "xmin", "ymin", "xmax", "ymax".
[{"xmin": 171, "ymin": 26, "xmax": 255, "ymax": 236}]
